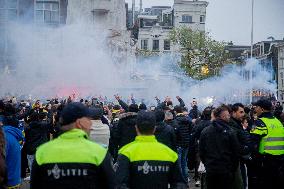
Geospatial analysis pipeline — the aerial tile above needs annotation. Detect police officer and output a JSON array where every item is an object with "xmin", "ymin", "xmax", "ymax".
[
  {"xmin": 115, "ymin": 111, "xmax": 187, "ymax": 189},
  {"xmin": 31, "ymin": 102, "xmax": 115, "ymax": 189},
  {"xmin": 250, "ymin": 99, "xmax": 284, "ymax": 189}
]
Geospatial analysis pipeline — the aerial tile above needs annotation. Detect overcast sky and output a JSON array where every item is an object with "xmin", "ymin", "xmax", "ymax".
[{"xmin": 125, "ymin": 0, "xmax": 284, "ymax": 45}]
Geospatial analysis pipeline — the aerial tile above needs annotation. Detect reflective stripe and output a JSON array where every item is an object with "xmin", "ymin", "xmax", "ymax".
[
  {"xmin": 264, "ymin": 145, "xmax": 284, "ymax": 150},
  {"xmin": 264, "ymin": 137, "xmax": 284, "ymax": 142},
  {"xmin": 255, "ymin": 127, "xmax": 268, "ymax": 130},
  {"xmin": 7, "ymin": 185, "xmax": 20, "ymax": 189}
]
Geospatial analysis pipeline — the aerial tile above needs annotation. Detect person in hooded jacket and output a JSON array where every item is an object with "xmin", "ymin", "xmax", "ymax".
[
  {"xmin": 174, "ymin": 105, "xmax": 192, "ymax": 183},
  {"xmin": 164, "ymin": 111, "xmax": 179, "ymax": 132},
  {"xmin": 2, "ymin": 114, "xmax": 24, "ymax": 189},
  {"xmin": 0, "ymin": 123, "xmax": 7, "ymax": 189},
  {"xmin": 199, "ymin": 105, "xmax": 240, "ymax": 189},
  {"xmin": 189, "ymin": 106, "xmax": 214, "ymax": 187},
  {"xmin": 154, "ymin": 109, "xmax": 176, "ymax": 151},
  {"xmin": 24, "ymin": 112, "xmax": 53, "ymax": 173},
  {"xmin": 116, "ymin": 104, "xmax": 139, "ymax": 149}
]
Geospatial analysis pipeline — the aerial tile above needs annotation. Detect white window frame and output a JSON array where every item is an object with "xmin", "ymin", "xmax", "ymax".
[
  {"xmin": 35, "ymin": 1, "xmax": 59, "ymax": 24},
  {"xmin": 181, "ymin": 15, "xmax": 192, "ymax": 23},
  {"xmin": 141, "ymin": 39, "xmax": 148, "ymax": 50},
  {"xmin": 152, "ymin": 40, "xmax": 159, "ymax": 51},
  {"xmin": 200, "ymin": 15, "xmax": 205, "ymax": 23},
  {"xmin": 0, "ymin": 0, "xmax": 19, "ymax": 21},
  {"xmin": 164, "ymin": 40, "xmax": 171, "ymax": 51}
]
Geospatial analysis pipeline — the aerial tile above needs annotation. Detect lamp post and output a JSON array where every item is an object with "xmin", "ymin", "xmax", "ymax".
[
  {"xmin": 249, "ymin": 0, "xmax": 254, "ymax": 104},
  {"xmin": 250, "ymin": 0, "xmax": 254, "ymax": 59}
]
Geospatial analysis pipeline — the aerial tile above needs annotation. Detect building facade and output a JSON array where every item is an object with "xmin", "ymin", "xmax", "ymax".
[
  {"xmin": 137, "ymin": 0, "xmax": 208, "ymax": 53},
  {"xmin": 173, "ymin": 0, "xmax": 208, "ymax": 31},
  {"xmin": 277, "ymin": 43, "xmax": 284, "ymax": 104},
  {"xmin": 0, "ymin": 0, "xmax": 19, "ymax": 70},
  {"xmin": 0, "ymin": 0, "xmax": 67, "ymax": 71},
  {"xmin": 67, "ymin": 0, "xmax": 127, "ymax": 31},
  {"xmin": 0, "ymin": 0, "xmax": 131, "ymax": 70}
]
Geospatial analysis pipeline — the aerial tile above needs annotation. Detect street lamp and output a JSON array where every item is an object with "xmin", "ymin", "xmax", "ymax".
[
  {"xmin": 250, "ymin": 0, "xmax": 254, "ymax": 59},
  {"xmin": 249, "ymin": 0, "xmax": 254, "ymax": 104}
]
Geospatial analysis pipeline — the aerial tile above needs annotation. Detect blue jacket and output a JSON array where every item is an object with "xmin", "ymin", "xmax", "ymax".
[{"xmin": 3, "ymin": 126, "xmax": 24, "ymax": 187}]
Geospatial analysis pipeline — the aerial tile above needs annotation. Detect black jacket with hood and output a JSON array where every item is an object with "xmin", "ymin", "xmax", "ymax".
[
  {"xmin": 116, "ymin": 112, "xmax": 138, "ymax": 149},
  {"xmin": 155, "ymin": 122, "xmax": 177, "ymax": 151},
  {"xmin": 25, "ymin": 121, "xmax": 53, "ymax": 155},
  {"xmin": 199, "ymin": 119, "xmax": 240, "ymax": 175},
  {"xmin": 175, "ymin": 114, "xmax": 192, "ymax": 148}
]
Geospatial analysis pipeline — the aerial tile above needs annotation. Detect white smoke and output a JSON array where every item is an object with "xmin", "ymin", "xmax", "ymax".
[
  {"xmin": 0, "ymin": 23, "xmax": 126, "ymax": 99},
  {"xmin": 0, "ymin": 18, "xmax": 276, "ymax": 107}
]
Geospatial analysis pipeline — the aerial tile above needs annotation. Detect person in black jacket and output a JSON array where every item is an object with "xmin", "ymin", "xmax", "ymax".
[
  {"xmin": 115, "ymin": 104, "xmax": 139, "ymax": 149},
  {"xmin": 154, "ymin": 109, "xmax": 176, "ymax": 151},
  {"xmin": 199, "ymin": 105, "xmax": 240, "ymax": 189},
  {"xmin": 230, "ymin": 103, "xmax": 250, "ymax": 189},
  {"xmin": 190, "ymin": 106, "xmax": 213, "ymax": 186},
  {"xmin": 115, "ymin": 111, "xmax": 187, "ymax": 189},
  {"xmin": 24, "ymin": 112, "xmax": 53, "ymax": 172},
  {"xmin": 174, "ymin": 105, "xmax": 192, "ymax": 183},
  {"xmin": 274, "ymin": 101, "xmax": 283, "ymax": 120},
  {"xmin": 188, "ymin": 99, "xmax": 201, "ymax": 123},
  {"xmin": 31, "ymin": 102, "xmax": 115, "ymax": 189}
]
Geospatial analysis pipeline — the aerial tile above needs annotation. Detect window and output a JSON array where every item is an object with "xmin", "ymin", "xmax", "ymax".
[
  {"xmin": 200, "ymin": 15, "xmax": 205, "ymax": 23},
  {"xmin": 141, "ymin": 39, "xmax": 148, "ymax": 50},
  {"xmin": 281, "ymin": 72, "xmax": 283, "ymax": 79},
  {"xmin": 7, "ymin": 0, "xmax": 17, "ymax": 9},
  {"xmin": 36, "ymin": 2, "xmax": 44, "ymax": 9},
  {"xmin": 0, "ymin": 0, "xmax": 4, "ymax": 8},
  {"xmin": 0, "ymin": 0, "xmax": 18, "ymax": 21},
  {"xmin": 35, "ymin": 1, "xmax": 59, "ymax": 24},
  {"xmin": 0, "ymin": 9, "xmax": 5, "ymax": 21},
  {"xmin": 182, "ymin": 15, "xmax": 192, "ymax": 23},
  {"xmin": 282, "ymin": 79, "xmax": 284, "ymax": 87},
  {"xmin": 153, "ymin": 40, "xmax": 159, "ymax": 51},
  {"xmin": 164, "ymin": 40, "xmax": 170, "ymax": 51},
  {"xmin": 0, "ymin": 37, "xmax": 4, "ymax": 54},
  {"xmin": 7, "ymin": 9, "xmax": 17, "ymax": 20}
]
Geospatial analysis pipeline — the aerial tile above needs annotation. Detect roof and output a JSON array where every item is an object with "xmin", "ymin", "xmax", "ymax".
[
  {"xmin": 137, "ymin": 15, "xmax": 158, "ymax": 20},
  {"xmin": 255, "ymin": 40, "xmax": 284, "ymax": 44},
  {"xmin": 151, "ymin": 6, "xmax": 172, "ymax": 9},
  {"xmin": 174, "ymin": 0, "xmax": 209, "ymax": 6},
  {"xmin": 162, "ymin": 8, "xmax": 173, "ymax": 14}
]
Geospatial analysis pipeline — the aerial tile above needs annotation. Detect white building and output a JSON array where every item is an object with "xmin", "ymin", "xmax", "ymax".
[
  {"xmin": 137, "ymin": 0, "xmax": 208, "ymax": 53},
  {"xmin": 277, "ymin": 43, "xmax": 284, "ymax": 104},
  {"xmin": 67, "ymin": 0, "xmax": 126, "ymax": 31},
  {"xmin": 138, "ymin": 16, "xmax": 172, "ymax": 52},
  {"xmin": 173, "ymin": 0, "xmax": 208, "ymax": 31},
  {"xmin": 67, "ymin": 0, "xmax": 132, "ymax": 64}
]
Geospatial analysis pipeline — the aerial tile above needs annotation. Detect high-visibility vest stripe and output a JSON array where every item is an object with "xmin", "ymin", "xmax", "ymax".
[
  {"xmin": 264, "ymin": 137, "xmax": 284, "ymax": 142},
  {"xmin": 264, "ymin": 145, "xmax": 284, "ymax": 150},
  {"xmin": 259, "ymin": 117, "xmax": 284, "ymax": 155}
]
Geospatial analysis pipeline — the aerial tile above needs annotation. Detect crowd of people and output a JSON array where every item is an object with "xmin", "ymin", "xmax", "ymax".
[{"xmin": 0, "ymin": 94, "xmax": 284, "ymax": 189}]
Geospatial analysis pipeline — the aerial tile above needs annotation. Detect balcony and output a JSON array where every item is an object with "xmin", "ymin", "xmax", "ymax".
[{"xmin": 91, "ymin": 0, "xmax": 111, "ymax": 14}]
